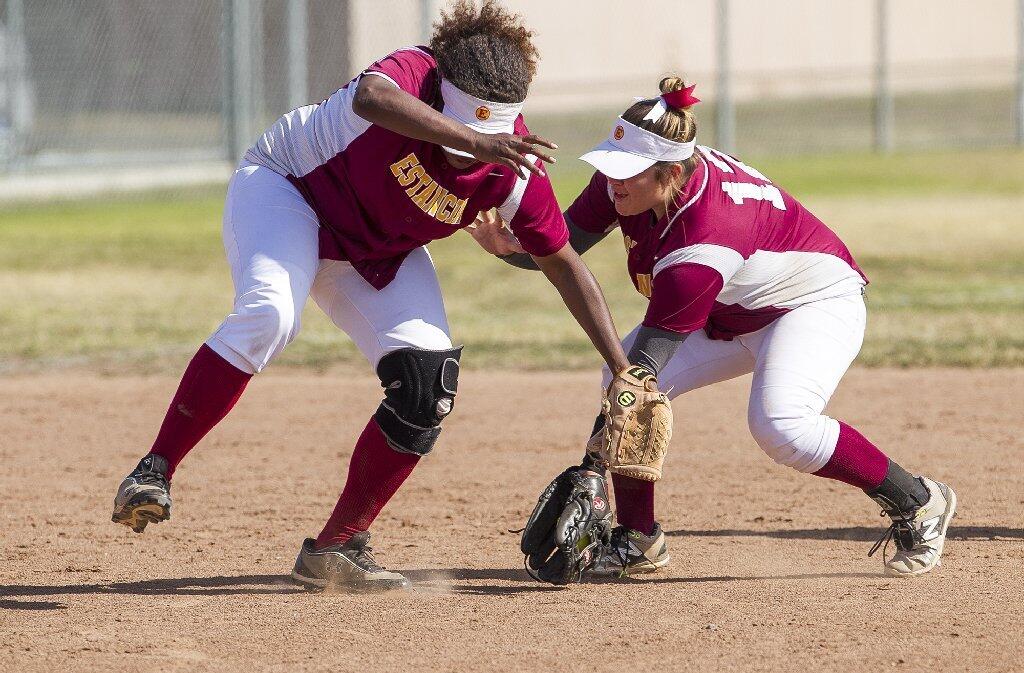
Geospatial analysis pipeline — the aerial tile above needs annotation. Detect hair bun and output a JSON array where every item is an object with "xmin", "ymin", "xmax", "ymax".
[{"xmin": 659, "ymin": 76, "xmax": 686, "ymax": 95}]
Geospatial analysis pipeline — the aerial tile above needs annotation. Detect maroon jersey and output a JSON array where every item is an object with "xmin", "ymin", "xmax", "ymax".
[
  {"xmin": 567, "ymin": 146, "xmax": 867, "ymax": 339},
  {"xmin": 245, "ymin": 46, "xmax": 568, "ymax": 289}
]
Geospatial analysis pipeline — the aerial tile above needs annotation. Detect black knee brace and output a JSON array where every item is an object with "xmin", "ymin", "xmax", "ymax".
[{"xmin": 374, "ymin": 346, "xmax": 462, "ymax": 455}]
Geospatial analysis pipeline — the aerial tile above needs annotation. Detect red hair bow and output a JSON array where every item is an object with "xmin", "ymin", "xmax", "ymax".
[{"xmin": 662, "ymin": 84, "xmax": 700, "ymax": 109}]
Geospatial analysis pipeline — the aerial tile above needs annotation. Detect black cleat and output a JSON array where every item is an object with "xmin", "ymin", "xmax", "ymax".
[{"xmin": 111, "ymin": 454, "xmax": 172, "ymax": 533}]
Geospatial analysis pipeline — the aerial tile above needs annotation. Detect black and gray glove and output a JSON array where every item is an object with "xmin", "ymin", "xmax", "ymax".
[{"xmin": 520, "ymin": 467, "xmax": 613, "ymax": 585}]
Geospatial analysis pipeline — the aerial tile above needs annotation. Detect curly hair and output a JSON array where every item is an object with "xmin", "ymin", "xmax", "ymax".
[{"xmin": 430, "ymin": 0, "xmax": 539, "ymax": 103}]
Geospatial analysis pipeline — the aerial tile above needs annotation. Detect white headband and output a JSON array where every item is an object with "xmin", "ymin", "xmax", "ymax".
[
  {"xmin": 439, "ymin": 79, "xmax": 523, "ymax": 133},
  {"xmin": 438, "ymin": 79, "xmax": 524, "ymax": 158},
  {"xmin": 578, "ymin": 116, "xmax": 696, "ymax": 180},
  {"xmin": 579, "ymin": 94, "xmax": 698, "ymax": 179}
]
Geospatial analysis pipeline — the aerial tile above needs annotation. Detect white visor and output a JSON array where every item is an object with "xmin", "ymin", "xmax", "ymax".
[
  {"xmin": 580, "ymin": 118, "xmax": 696, "ymax": 180},
  {"xmin": 439, "ymin": 78, "xmax": 524, "ymax": 158}
]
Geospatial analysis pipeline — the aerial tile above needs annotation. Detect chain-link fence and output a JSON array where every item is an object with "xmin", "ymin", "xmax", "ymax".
[{"xmin": 0, "ymin": 0, "xmax": 1020, "ymax": 187}]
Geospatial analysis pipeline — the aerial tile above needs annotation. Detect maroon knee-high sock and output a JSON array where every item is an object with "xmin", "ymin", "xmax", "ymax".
[
  {"xmin": 150, "ymin": 344, "xmax": 252, "ymax": 479},
  {"xmin": 315, "ymin": 418, "xmax": 420, "ymax": 549},
  {"xmin": 611, "ymin": 472, "xmax": 656, "ymax": 536},
  {"xmin": 813, "ymin": 421, "xmax": 889, "ymax": 490}
]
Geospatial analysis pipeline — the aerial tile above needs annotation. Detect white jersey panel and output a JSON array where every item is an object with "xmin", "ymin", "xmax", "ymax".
[
  {"xmin": 717, "ymin": 250, "xmax": 866, "ymax": 310},
  {"xmin": 244, "ymin": 81, "xmax": 372, "ymax": 178},
  {"xmin": 652, "ymin": 244, "xmax": 745, "ymax": 283},
  {"xmin": 496, "ymin": 154, "xmax": 537, "ymax": 225}
]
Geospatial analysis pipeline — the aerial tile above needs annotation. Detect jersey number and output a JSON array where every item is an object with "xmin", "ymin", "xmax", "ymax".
[
  {"xmin": 702, "ymin": 146, "xmax": 787, "ymax": 212},
  {"xmin": 722, "ymin": 182, "xmax": 786, "ymax": 211}
]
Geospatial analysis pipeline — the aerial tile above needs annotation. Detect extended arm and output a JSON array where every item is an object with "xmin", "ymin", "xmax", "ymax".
[
  {"xmin": 532, "ymin": 244, "xmax": 629, "ymax": 373},
  {"xmin": 626, "ymin": 325, "xmax": 687, "ymax": 375},
  {"xmin": 353, "ymin": 74, "xmax": 555, "ymax": 178},
  {"xmin": 581, "ymin": 263, "xmax": 724, "ymax": 473}
]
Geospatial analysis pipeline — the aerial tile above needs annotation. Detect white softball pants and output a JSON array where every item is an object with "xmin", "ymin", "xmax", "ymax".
[
  {"xmin": 605, "ymin": 292, "xmax": 867, "ymax": 473},
  {"xmin": 206, "ymin": 162, "xmax": 453, "ymax": 374}
]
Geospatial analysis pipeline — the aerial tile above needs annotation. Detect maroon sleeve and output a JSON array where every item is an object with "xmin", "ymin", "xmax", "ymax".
[
  {"xmin": 642, "ymin": 263, "xmax": 724, "ymax": 334},
  {"xmin": 565, "ymin": 171, "xmax": 618, "ymax": 234},
  {"xmin": 503, "ymin": 162, "xmax": 570, "ymax": 257},
  {"xmin": 362, "ymin": 46, "xmax": 437, "ymax": 103}
]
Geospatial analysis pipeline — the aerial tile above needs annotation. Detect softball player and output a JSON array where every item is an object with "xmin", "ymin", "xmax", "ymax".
[
  {"xmin": 480, "ymin": 77, "xmax": 957, "ymax": 578},
  {"xmin": 111, "ymin": 1, "xmax": 635, "ymax": 592}
]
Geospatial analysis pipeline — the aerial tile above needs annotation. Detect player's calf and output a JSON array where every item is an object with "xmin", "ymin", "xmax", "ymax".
[
  {"xmin": 757, "ymin": 415, "xmax": 957, "ymax": 577},
  {"xmin": 111, "ymin": 454, "xmax": 172, "ymax": 533}
]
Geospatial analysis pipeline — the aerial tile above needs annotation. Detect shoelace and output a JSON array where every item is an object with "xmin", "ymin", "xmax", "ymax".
[
  {"xmin": 133, "ymin": 469, "xmax": 169, "ymax": 490},
  {"xmin": 867, "ymin": 510, "xmax": 923, "ymax": 560},
  {"xmin": 349, "ymin": 544, "xmax": 386, "ymax": 572},
  {"xmin": 609, "ymin": 528, "xmax": 643, "ymax": 578}
]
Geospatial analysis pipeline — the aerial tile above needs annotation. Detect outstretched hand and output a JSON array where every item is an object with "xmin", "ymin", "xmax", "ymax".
[
  {"xmin": 470, "ymin": 133, "xmax": 557, "ymax": 178},
  {"xmin": 465, "ymin": 209, "xmax": 527, "ymax": 256}
]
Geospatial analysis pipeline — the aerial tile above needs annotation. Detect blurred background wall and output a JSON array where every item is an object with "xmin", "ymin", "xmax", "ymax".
[{"xmin": 0, "ymin": 0, "xmax": 1020, "ymax": 190}]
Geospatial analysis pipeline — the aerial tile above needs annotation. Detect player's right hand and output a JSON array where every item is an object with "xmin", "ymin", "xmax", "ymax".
[{"xmin": 470, "ymin": 132, "xmax": 557, "ymax": 178}]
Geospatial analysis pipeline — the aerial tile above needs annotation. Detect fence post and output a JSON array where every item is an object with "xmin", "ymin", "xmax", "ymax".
[
  {"xmin": 715, "ymin": 0, "xmax": 734, "ymax": 153},
  {"xmin": 223, "ymin": 0, "xmax": 255, "ymax": 160},
  {"xmin": 221, "ymin": 0, "xmax": 237, "ymax": 161},
  {"xmin": 287, "ymin": 0, "xmax": 309, "ymax": 109},
  {"xmin": 4, "ymin": 0, "xmax": 26, "ymax": 170},
  {"xmin": 1016, "ymin": 0, "xmax": 1024, "ymax": 145},
  {"xmin": 250, "ymin": 0, "xmax": 264, "ymax": 127},
  {"xmin": 420, "ymin": 0, "xmax": 434, "ymax": 44},
  {"xmin": 874, "ymin": 0, "xmax": 893, "ymax": 152}
]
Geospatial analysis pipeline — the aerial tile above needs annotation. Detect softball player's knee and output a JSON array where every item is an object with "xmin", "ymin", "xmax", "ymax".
[
  {"xmin": 383, "ymin": 320, "xmax": 453, "ymax": 354},
  {"xmin": 747, "ymin": 405, "xmax": 833, "ymax": 473},
  {"xmin": 213, "ymin": 294, "xmax": 301, "ymax": 374},
  {"xmin": 254, "ymin": 299, "xmax": 300, "ymax": 352},
  {"xmin": 373, "ymin": 346, "xmax": 463, "ymax": 456}
]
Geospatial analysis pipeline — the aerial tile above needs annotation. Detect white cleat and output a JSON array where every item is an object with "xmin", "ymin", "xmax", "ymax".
[
  {"xmin": 870, "ymin": 477, "xmax": 957, "ymax": 577},
  {"xmin": 291, "ymin": 533, "xmax": 410, "ymax": 592}
]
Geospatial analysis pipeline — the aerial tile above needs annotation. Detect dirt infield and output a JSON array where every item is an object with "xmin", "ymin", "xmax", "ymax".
[{"xmin": 1, "ymin": 368, "xmax": 1021, "ymax": 672}]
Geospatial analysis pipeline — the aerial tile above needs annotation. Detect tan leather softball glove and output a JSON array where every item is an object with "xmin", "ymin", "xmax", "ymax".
[{"xmin": 597, "ymin": 365, "xmax": 673, "ymax": 481}]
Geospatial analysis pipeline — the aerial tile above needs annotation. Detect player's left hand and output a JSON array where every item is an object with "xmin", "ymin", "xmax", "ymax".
[
  {"xmin": 597, "ymin": 365, "xmax": 673, "ymax": 481},
  {"xmin": 465, "ymin": 209, "xmax": 526, "ymax": 256}
]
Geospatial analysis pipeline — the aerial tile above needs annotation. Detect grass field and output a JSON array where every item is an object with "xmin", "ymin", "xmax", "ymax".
[{"xmin": 1, "ymin": 148, "xmax": 1022, "ymax": 373}]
